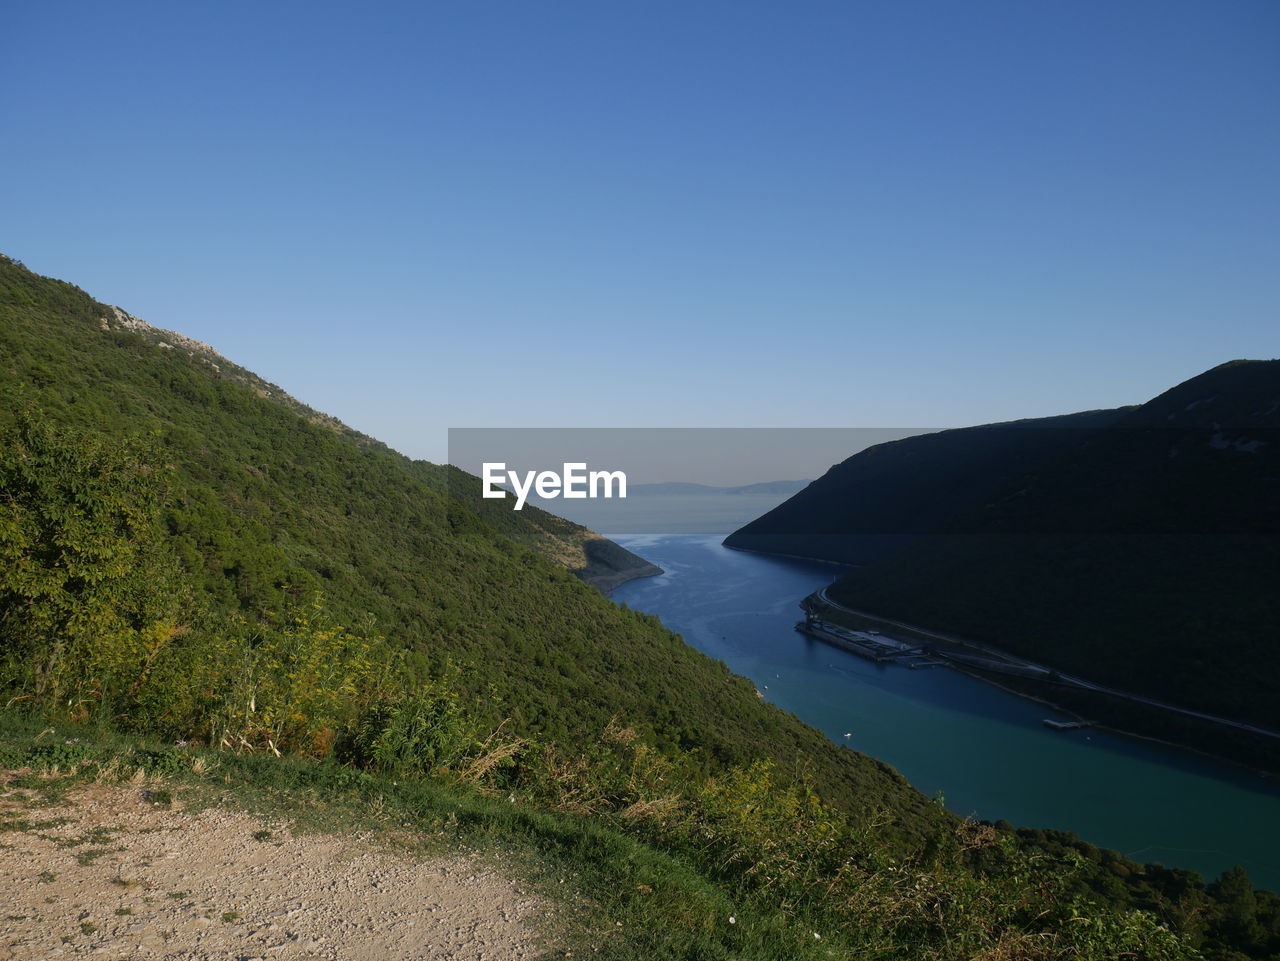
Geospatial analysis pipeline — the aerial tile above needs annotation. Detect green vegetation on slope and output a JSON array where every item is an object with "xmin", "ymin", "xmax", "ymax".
[
  {"xmin": 0, "ymin": 713, "xmax": 1215, "ymax": 960},
  {"xmin": 2, "ymin": 253, "xmax": 1274, "ymax": 958},
  {"xmin": 0, "ymin": 252, "xmax": 932, "ymax": 830}
]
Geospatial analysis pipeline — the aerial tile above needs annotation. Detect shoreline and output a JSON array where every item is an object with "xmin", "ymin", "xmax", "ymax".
[
  {"xmin": 584, "ymin": 562, "xmax": 664, "ymax": 594},
  {"xmin": 948, "ymin": 665, "xmax": 1280, "ymax": 785},
  {"xmin": 599, "ymin": 533, "xmax": 1280, "ymax": 893},
  {"xmin": 803, "ymin": 591, "xmax": 1280, "ymax": 782},
  {"xmin": 720, "ymin": 541, "xmax": 1280, "ymax": 780},
  {"xmin": 574, "ymin": 535, "xmax": 666, "ymax": 594}
]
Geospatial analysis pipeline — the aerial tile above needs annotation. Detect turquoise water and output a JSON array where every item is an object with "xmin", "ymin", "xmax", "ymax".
[{"xmin": 612, "ymin": 533, "xmax": 1280, "ymax": 891}]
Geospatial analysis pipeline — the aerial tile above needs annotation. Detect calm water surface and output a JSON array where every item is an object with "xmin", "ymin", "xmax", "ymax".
[{"xmin": 612, "ymin": 534, "xmax": 1280, "ymax": 891}]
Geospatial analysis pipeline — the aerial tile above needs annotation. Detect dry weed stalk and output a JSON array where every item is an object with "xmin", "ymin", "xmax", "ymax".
[{"xmin": 457, "ymin": 726, "xmax": 528, "ymax": 786}]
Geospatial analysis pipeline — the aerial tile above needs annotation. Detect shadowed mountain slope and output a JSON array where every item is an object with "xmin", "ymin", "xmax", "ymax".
[{"xmin": 728, "ymin": 360, "xmax": 1280, "ymax": 730}]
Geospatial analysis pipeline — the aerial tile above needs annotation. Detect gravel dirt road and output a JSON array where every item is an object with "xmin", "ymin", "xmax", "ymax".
[{"xmin": 0, "ymin": 773, "xmax": 547, "ymax": 960}]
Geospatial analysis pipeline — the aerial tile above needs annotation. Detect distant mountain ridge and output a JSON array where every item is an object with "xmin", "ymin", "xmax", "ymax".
[
  {"xmin": 628, "ymin": 480, "xmax": 811, "ymax": 497},
  {"xmin": 519, "ymin": 478, "xmax": 813, "ymax": 535}
]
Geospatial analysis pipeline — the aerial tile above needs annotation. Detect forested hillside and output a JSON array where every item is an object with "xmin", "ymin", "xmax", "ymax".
[
  {"xmin": 728, "ymin": 362, "xmax": 1280, "ymax": 734},
  {"xmin": 0, "ymin": 253, "xmax": 933, "ymax": 829},
  {"xmin": 5, "ymin": 255, "xmax": 1279, "ymax": 958},
  {"xmin": 725, "ymin": 408, "xmax": 1125, "ymax": 564}
]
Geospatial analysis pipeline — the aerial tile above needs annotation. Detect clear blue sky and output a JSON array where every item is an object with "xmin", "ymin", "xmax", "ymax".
[{"xmin": 4, "ymin": 1, "xmax": 1277, "ymax": 462}]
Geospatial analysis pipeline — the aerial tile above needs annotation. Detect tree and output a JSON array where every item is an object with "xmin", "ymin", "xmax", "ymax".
[{"xmin": 0, "ymin": 404, "xmax": 187, "ymax": 718}]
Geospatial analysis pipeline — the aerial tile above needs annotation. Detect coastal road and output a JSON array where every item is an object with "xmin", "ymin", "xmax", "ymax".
[{"xmin": 814, "ymin": 586, "xmax": 1280, "ymax": 742}]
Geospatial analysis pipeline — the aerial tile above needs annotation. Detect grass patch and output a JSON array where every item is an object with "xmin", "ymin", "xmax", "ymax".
[{"xmin": 0, "ymin": 709, "xmax": 1202, "ymax": 961}]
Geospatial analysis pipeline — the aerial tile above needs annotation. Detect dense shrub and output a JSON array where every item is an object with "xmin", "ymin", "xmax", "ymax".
[{"xmin": 0, "ymin": 407, "xmax": 188, "ymax": 718}]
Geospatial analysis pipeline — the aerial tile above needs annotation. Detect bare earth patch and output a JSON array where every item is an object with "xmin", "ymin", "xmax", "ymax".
[{"xmin": 0, "ymin": 775, "xmax": 547, "ymax": 960}]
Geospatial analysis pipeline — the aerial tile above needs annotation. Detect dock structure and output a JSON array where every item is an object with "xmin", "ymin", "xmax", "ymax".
[
  {"xmin": 796, "ymin": 611, "xmax": 1039, "ymax": 676},
  {"xmin": 795, "ymin": 617, "xmax": 924, "ymax": 664},
  {"xmin": 796, "ymin": 609, "xmax": 1060, "ymax": 679}
]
